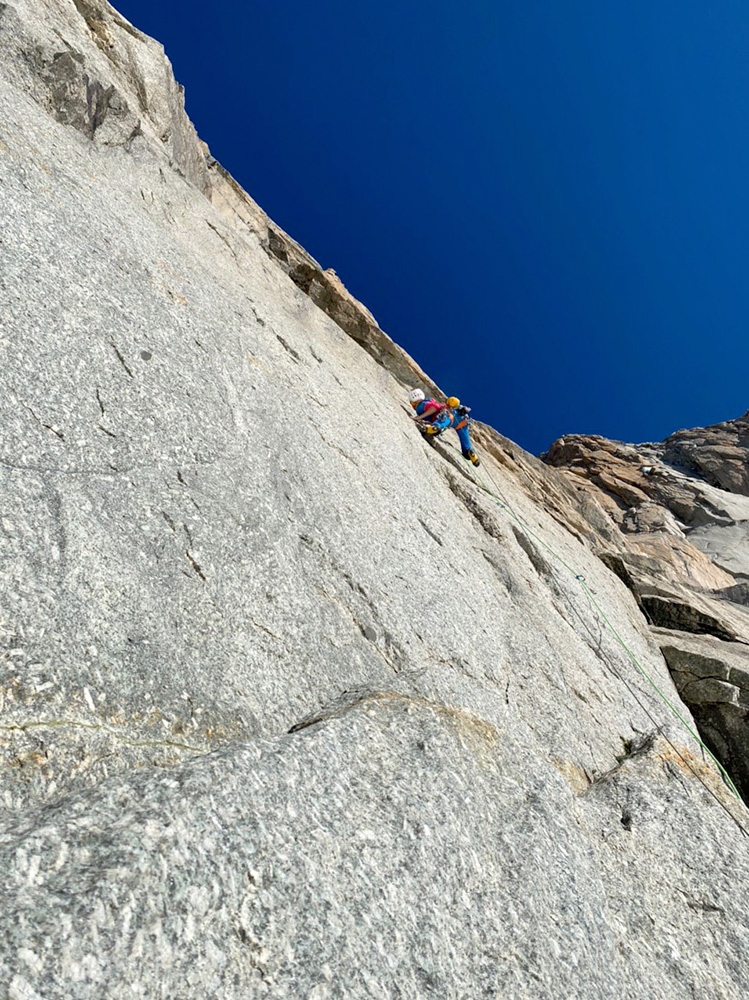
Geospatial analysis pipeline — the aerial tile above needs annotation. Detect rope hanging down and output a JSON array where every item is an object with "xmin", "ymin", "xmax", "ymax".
[
  {"xmin": 422, "ymin": 423, "xmax": 746, "ymax": 830},
  {"xmin": 470, "ymin": 458, "xmax": 743, "ymax": 804}
]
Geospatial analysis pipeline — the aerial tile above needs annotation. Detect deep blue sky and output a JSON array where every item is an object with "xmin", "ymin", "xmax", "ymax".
[{"xmin": 116, "ymin": 1, "xmax": 748, "ymax": 454}]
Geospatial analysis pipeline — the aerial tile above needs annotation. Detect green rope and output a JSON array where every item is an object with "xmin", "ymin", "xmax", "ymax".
[
  {"xmin": 460, "ymin": 453, "xmax": 744, "ymax": 805},
  {"xmin": 578, "ymin": 579, "xmax": 743, "ymax": 800}
]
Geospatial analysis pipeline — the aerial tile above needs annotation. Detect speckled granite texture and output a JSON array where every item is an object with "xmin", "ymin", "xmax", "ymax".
[{"xmin": 1, "ymin": 3, "xmax": 748, "ymax": 997}]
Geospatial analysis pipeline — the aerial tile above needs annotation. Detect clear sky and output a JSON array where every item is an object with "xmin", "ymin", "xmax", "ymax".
[{"xmin": 116, "ymin": 1, "xmax": 748, "ymax": 454}]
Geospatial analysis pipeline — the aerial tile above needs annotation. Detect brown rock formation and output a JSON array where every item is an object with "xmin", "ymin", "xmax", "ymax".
[
  {"xmin": 544, "ymin": 414, "xmax": 749, "ymax": 794},
  {"xmin": 663, "ymin": 411, "xmax": 749, "ymax": 494}
]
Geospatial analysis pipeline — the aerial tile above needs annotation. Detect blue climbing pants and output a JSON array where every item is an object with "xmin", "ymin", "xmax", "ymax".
[
  {"xmin": 414, "ymin": 400, "xmax": 473, "ymax": 452},
  {"xmin": 452, "ymin": 418, "xmax": 473, "ymax": 453}
]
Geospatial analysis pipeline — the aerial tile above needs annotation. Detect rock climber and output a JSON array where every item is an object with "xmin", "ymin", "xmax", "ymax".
[{"xmin": 408, "ymin": 389, "xmax": 481, "ymax": 466}]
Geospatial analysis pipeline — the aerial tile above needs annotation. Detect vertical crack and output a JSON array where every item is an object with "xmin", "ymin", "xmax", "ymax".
[{"xmin": 110, "ymin": 343, "xmax": 134, "ymax": 378}]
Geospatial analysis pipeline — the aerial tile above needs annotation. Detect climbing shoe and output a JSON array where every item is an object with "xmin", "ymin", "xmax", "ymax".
[{"xmin": 463, "ymin": 448, "xmax": 481, "ymax": 466}]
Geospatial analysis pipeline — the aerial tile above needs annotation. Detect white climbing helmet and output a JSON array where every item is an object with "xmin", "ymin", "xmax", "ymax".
[{"xmin": 408, "ymin": 388, "xmax": 425, "ymax": 404}]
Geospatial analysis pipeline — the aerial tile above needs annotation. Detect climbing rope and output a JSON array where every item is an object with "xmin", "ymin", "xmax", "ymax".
[{"xmin": 422, "ymin": 422, "xmax": 747, "ymax": 830}]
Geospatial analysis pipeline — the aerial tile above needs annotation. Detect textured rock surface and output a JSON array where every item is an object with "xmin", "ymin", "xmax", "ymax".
[
  {"xmin": 663, "ymin": 413, "xmax": 749, "ymax": 495},
  {"xmin": 654, "ymin": 628, "xmax": 749, "ymax": 799},
  {"xmin": 3, "ymin": 693, "xmax": 747, "ymax": 1000},
  {"xmin": 544, "ymin": 417, "xmax": 749, "ymax": 800},
  {"xmin": 2, "ymin": 2, "xmax": 749, "ymax": 997},
  {"xmin": 544, "ymin": 429, "xmax": 749, "ymax": 600}
]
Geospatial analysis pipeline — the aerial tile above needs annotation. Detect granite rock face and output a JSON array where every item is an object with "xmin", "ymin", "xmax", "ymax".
[
  {"xmin": 2, "ymin": 2, "xmax": 749, "ymax": 997},
  {"xmin": 654, "ymin": 629, "xmax": 749, "ymax": 795},
  {"xmin": 544, "ymin": 417, "xmax": 749, "ymax": 797},
  {"xmin": 3, "ymin": 693, "xmax": 747, "ymax": 1000},
  {"xmin": 663, "ymin": 412, "xmax": 749, "ymax": 496}
]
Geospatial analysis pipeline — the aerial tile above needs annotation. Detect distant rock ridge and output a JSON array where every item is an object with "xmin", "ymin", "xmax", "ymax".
[
  {"xmin": 544, "ymin": 412, "xmax": 749, "ymax": 799},
  {"xmin": 3, "ymin": 2, "xmax": 749, "ymax": 997},
  {"xmin": 662, "ymin": 411, "xmax": 749, "ymax": 495}
]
